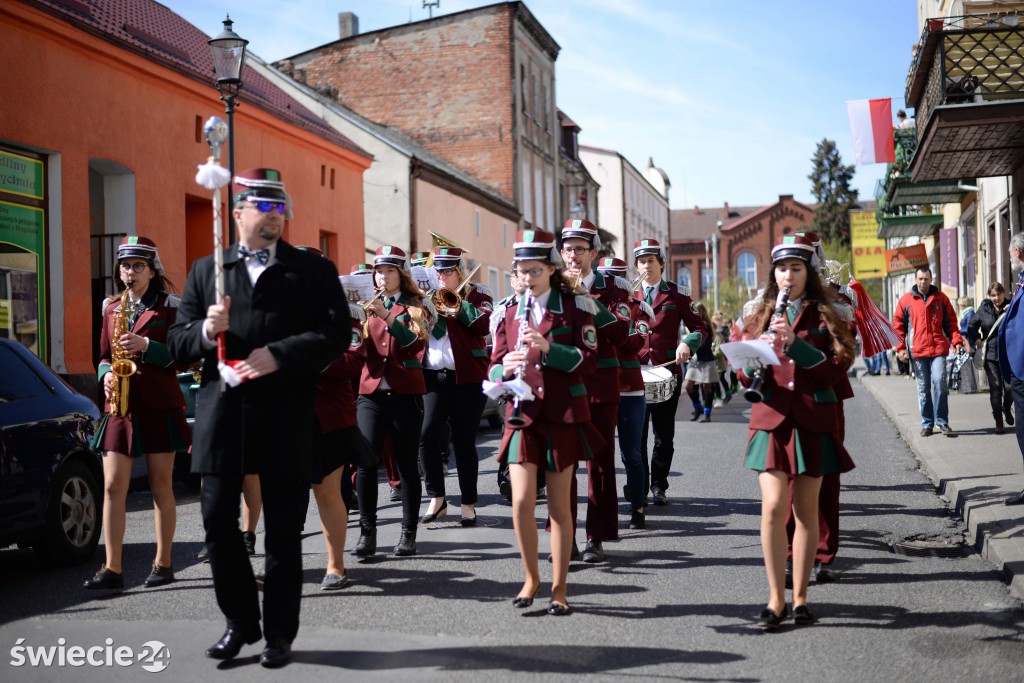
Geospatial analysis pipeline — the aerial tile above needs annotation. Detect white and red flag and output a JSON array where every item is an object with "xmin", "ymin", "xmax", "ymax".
[{"xmin": 847, "ymin": 98, "xmax": 895, "ymax": 165}]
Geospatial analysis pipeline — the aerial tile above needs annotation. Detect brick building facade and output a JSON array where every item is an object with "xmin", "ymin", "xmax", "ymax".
[{"xmin": 277, "ymin": 2, "xmax": 564, "ymax": 233}]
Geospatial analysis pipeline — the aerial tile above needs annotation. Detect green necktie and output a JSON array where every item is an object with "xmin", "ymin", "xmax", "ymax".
[
  {"xmin": 385, "ymin": 296, "xmax": 395, "ymax": 310},
  {"xmin": 786, "ymin": 302, "xmax": 798, "ymax": 324},
  {"xmin": 645, "ymin": 287, "xmax": 654, "ymax": 306}
]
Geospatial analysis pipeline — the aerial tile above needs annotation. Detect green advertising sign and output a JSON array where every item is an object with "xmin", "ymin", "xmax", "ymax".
[
  {"xmin": 0, "ymin": 200, "xmax": 46, "ymax": 359},
  {"xmin": 0, "ymin": 151, "xmax": 44, "ymax": 200}
]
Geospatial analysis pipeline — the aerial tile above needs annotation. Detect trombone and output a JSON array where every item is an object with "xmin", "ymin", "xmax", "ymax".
[
  {"xmin": 432, "ymin": 263, "xmax": 481, "ymax": 317},
  {"xmin": 361, "ymin": 285, "xmax": 387, "ymax": 312}
]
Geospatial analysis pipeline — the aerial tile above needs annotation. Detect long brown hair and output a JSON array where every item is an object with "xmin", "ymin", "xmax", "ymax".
[{"xmin": 748, "ymin": 263, "xmax": 856, "ymax": 370}]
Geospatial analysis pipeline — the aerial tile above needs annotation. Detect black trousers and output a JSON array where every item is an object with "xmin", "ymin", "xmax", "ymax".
[
  {"xmin": 1012, "ymin": 377, "xmax": 1024, "ymax": 460},
  {"xmin": 201, "ymin": 471, "xmax": 305, "ymax": 642},
  {"xmin": 356, "ymin": 391, "xmax": 424, "ymax": 531},
  {"xmin": 985, "ymin": 360, "xmax": 1014, "ymax": 418},
  {"xmin": 419, "ymin": 369, "xmax": 486, "ymax": 504},
  {"xmin": 641, "ymin": 376, "xmax": 683, "ymax": 492}
]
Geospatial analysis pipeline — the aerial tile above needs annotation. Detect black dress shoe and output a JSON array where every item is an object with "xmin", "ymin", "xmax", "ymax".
[
  {"xmin": 389, "ymin": 486, "xmax": 402, "ymax": 502},
  {"xmin": 755, "ymin": 605, "xmax": 790, "ymax": 630},
  {"xmin": 793, "ymin": 604, "xmax": 817, "ymax": 624},
  {"xmin": 651, "ymin": 487, "xmax": 668, "ymax": 506},
  {"xmin": 259, "ymin": 639, "xmax": 292, "ymax": 668},
  {"xmin": 498, "ymin": 480, "xmax": 512, "ymax": 501},
  {"xmin": 581, "ymin": 540, "xmax": 605, "ymax": 563},
  {"xmin": 243, "ymin": 531, "xmax": 256, "ymax": 555},
  {"xmin": 1006, "ymin": 406, "xmax": 1015, "ymax": 427},
  {"xmin": 813, "ymin": 562, "xmax": 839, "ymax": 583},
  {"xmin": 353, "ymin": 529, "xmax": 377, "ymax": 557},
  {"xmin": 547, "ymin": 602, "xmax": 571, "ymax": 616},
  {"xmin": 394, "ymin": 529, "xmax": 417, "ymax": 556},
  {"xmin": 205, "ymin": 627, "xmax": 262, "ymax": 660},
  {"xmin": 197, "ymin": 544, "xmax": 210, "ymax": 563},
  {"xmin": 1006, "ymin": 490, "xmax": 1024, "ymax": 506},
  {"xmin": 629, "ymin": 510, "xmax": 645, "ymax": 529},
  {"xmin": 420, "ymin": 500, "xmax": 448, "ymax": 524},
  {"xmin": 143, "ymin": 564, "xmax": 174, "ymax": 588},
  {"xmin": 689, "ymin": 409, "xmax": 701, "ymax": 422},
  {"xmin": 83, "ymin": 566, "xmax": 124, "ymax": 590},
  {"xmin": 460, "ymin": 508, "xmax": 477, "ymax": 527}
]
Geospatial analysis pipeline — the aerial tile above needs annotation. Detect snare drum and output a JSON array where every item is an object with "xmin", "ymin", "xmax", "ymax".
[{"xmin": 641, "ymin": 366, "xmax": 676, "ymax": 404}]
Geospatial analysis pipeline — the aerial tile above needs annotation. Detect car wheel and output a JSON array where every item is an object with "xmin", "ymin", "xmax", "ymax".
[{"xmin": 34, "ymin": 459, "xmax": 102, "ymax": 565}]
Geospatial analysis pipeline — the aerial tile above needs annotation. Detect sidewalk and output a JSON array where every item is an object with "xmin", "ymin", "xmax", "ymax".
[{"xmin": 857, "ymin": 366, "xmax": 1024, "ymax": 599}]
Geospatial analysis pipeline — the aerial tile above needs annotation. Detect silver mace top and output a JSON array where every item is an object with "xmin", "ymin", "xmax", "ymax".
[{"xmin": 203, "ymin": 116, "xmax": 229, "ymax": 161}]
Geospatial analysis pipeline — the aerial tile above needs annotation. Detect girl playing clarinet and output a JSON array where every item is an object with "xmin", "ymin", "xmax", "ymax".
[
  {"xmin": 488, "ymin": 229, "xmax": 600, "ymax": 615},
  {"xmin": 740, "ymin": 234, "xmax": 855, "ymax": 628}
]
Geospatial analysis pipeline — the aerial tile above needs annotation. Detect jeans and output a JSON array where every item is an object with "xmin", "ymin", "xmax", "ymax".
[
  {"xmin": 912, "ymin": 355, "xmax": 949, "ymax": 429},
  {"xmin": 616, "ymin": 395, "xmax": 647, "ymax": 510}
]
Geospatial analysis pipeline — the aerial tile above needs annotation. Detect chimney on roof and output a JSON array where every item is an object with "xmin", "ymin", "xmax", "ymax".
[
  {"xmin": 723, "ymin": 201, "xmax": 730, "ymax": 217},
  {"xmin": 694, "ymin": 205, "xmax": 700, "ymax": 214},
  {"xmin": 339, "ymin": 12, "xmax": 359, "ymax": 39}
]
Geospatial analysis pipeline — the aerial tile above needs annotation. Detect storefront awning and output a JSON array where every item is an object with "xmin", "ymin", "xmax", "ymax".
[
  {"xmin": 877, "ymin": 213, "xmax": 944, "ymax": 239},
  {"xmin": 887, "ymin": 179, "xmax": 971, "ymax": 208}
]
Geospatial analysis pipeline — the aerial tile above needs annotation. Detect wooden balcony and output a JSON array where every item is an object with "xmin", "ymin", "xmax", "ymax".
[{"xmin": 905, "ymin": 14, "xmax": 1024, "ymax": 182}]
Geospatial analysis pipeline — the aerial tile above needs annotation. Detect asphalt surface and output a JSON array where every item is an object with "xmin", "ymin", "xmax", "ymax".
[{"xmin": 2, "ymin": 381, "xmax": 1023, "ymax": 681}]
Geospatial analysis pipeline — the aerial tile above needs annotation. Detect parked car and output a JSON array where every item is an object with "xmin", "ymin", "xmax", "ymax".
[{"xmin": 0, "ymin": 339, "xmax": 103, "ymax": 564}]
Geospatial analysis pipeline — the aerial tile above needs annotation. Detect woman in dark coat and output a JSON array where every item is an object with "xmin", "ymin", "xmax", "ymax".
[{"xmin": 970, "ymin": 282, "xmax": 1014, "ymax": 432}]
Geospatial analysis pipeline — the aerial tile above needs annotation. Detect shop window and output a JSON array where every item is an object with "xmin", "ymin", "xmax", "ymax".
[{"xmin": 737, "ymin": 252, "xmax": 757, "ymax": 289}]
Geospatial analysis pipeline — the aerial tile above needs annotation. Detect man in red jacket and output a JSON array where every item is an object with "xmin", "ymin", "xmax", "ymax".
[{"xmin": 893, "ymin": 266, "xmax": 964, "ymax": 436}]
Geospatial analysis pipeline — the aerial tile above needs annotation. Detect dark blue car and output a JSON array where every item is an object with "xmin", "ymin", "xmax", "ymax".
[{"xmin": 0, "ymin": 339, "xmax": 103, "ymax": 564}]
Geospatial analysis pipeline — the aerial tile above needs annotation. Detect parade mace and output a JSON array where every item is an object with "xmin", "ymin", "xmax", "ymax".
[{"xmin": 195, "ymin": 116, "xmax": 232, "ymax": 390}]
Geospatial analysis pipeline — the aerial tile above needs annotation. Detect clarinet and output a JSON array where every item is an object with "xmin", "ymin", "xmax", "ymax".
[
  {"xmin": 507, "ymin": 287, "xmax": 534, "ymax": 427},
  {"xmin": 744, "ymin": 285, "xmax": 792, "ymax": 403}
]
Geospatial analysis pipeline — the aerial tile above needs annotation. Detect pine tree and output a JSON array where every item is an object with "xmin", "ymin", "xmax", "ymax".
[{"xmin": 808, "ymin": 139, "xmax": 859, "ymax": 246}]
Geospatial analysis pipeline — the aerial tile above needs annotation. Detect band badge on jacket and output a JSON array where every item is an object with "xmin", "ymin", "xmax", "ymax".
[
  {"xmin": 690, "ymin": 301, "xmax": 699, "ymax": 314},
  {"xmin": 615, "ymin": 302, "xmax": 631, "ymax": 320},
  {"xmin": 636, "ymin": 320, "xmax": 652, "ymax": 337},
  {"xmin": 349, "ymin": 329, "xmax": 363, "ymax": 351},
  {"xmin": 582, "ymin": 324, "xmax": 598, "ymax": 350},
  {"xmin": 480, "ymin": 300, "xmax": 494, "ymax": 312}
]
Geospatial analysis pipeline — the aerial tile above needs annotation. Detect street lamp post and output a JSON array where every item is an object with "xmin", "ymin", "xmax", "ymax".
[
  {"xmin": 208, "ymin": 15, "xmax": 248, "ymax": 244},
  {"xmin": 712, "ymin": 224, "xmax": 720, "ymax": 312}
]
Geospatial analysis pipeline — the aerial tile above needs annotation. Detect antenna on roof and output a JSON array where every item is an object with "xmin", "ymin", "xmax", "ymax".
[{"xmin": 423, "ymin": 0, "xmax": 440, "ymax": 19}]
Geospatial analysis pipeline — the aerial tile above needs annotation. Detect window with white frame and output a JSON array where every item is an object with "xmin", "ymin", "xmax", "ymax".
[
  {"xmin": 488, "ymin": 266, "xmax": 499, "ymax": 296},
  {"xmin": 737, "ymin": 252, "xmax": 757, "ymax": 289},
  {"xmin": 676, "ymin": 265, "xmax": 691, "ymax": 289}
]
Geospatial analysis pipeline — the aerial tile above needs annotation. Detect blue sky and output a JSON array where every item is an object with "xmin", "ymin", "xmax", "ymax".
[{"xmin": 167, "ymin": 0, "xmax": 921, "ymax": 210}]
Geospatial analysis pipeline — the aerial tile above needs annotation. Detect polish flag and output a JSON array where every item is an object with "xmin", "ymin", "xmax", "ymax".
[{"xmin": 847, "ymin": 99, "xmax": 895, "ymax": 165}]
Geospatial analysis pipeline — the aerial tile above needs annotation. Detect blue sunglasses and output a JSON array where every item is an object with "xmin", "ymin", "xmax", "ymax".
[{"xmin": 249, "ymin": 201, "xmax": 287, "ymax": 215}]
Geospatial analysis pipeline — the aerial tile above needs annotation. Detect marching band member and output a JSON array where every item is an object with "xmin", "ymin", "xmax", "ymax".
[
  {"xmin": 410, "ymin": 251, "xmax": 431, "ymax": 268},
  {"xmin": 740, "ymin": 234, "xmax": 855, "ymax": 629},
  {"xmin": 560, "ymin": 219, "xmax": 629, "ymax": 562},
  {"xmin": 168, "ymin": 168, "xmax": 349, "ymax": 667},
  {"xmin": 683, "ymin": 302, "xmax": 720, "ymax": 423},
  {"xmin": 634, "ymin": 239, "xmax": 708, "ymax": 506},
  {"xmin": 596, "ymin": 257, "xmax": 654, "ymax": 529},
  {"xmin": 87, "ymin": 236, "xmax": 190, "ymax": 591},
  {"xmin": 493, "ymin": 270, "xmax": 528, "ymax": 499},
  {"xmin": 488, "ymin": 229, "xmax": 600, "ymax": 616},
  {"xmin": 354, "ymin": 245, "xmax": 433, "ymax": 557},
  {"xmin": 419, "ymin": 246, "xmax": 493, "ymax": 527}
]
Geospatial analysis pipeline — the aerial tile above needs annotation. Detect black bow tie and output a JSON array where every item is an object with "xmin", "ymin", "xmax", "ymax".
[{"xmin": 238, "ymin": 245, "xmax": 270, "ymax": 265}]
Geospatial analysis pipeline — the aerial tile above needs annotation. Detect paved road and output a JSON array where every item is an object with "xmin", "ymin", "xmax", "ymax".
[{"xmin": 2, "ymin": 384, "xmax": 1023, "ymax": 681}]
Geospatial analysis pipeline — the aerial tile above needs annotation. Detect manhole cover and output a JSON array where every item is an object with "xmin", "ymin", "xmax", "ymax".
[
  {"xmin": 423, "ymin": 516, "xmax": 504, "ymax": 529},
  {"xmin": 891, "ymin": 540, "xmax": 974, "ymax": 558}
]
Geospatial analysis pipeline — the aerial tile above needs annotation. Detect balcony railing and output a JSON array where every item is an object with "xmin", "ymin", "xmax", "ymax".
[{"xmin": 907, "ymin": 13, "xmax": 1024, "ymax": 136}]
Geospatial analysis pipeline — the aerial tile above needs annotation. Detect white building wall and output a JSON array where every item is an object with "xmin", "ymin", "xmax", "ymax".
[
  {"xmin": 580, "ymin": 147, "xmax": 624, "ymax": 257},
  {"xmin": 623, "ymin": 162, "xmax": 669, "ymax": 260}
]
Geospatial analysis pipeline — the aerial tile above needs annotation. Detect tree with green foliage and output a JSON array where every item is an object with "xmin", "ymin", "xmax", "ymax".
[{"xmin": 808, "ymin": 139, "xmax": 859, "ymax": 246}]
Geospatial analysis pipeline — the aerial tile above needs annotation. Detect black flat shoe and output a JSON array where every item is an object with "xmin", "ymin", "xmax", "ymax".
[
  {"xmin": 389, "ymin": 486, "xmax": 402, "ymax": 502},
  {"xmin": 547, "ymin": 602, "xmax": 571, "ymax": 616},
  {"xmin": 353, "ymin": 529, "xmax": 377, "ymax": 557},
  {"xmin": 143, "ymin": 563, "xmax": 174, "ymax": 588},
  {"xmin": 629, "ymin": 510, "xmax": 645, "ymax": 529},
  {"xmin": 793, "ymin": 605, "xmax": 817, "ymax": 625},
  {"xmin": 205, "ymin": 627, "xmax": 262, "ymax": 660},
  {"xmin": 651, "ymin": 487, "xmax": 668, "ymax": 506},
  {"xmin": 83, "ymin": 567, "xmax": 124, "ymax": 591},
  {"xmin": 259, "ymin": 639, "xmax": 292, "ymax": 668},
  {"xmin": 243, "ymin": 531, "xmax": 257, "ymax": 556},
  {"xmin": 756, "ymin": 606, "xmax": 790, "ymax": 630},
  {"xmin": 420, "ymin": 500, "xmax": 448, "ymax": 524},
  {"xmin": 512, "ymin": 588, "xmax": 539, "ymax": 608},
  {"xmin": 460, "ymin": 507, "xmax": 477, "ymax": 527},
  {"xmin": 581, "ymin": 540, "xmax": 605, "ymax": 563}
]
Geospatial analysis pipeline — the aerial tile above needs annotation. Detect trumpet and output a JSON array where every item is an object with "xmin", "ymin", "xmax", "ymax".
[
  {"xmin": 631, "ymin": 274, "xmax": 644, "ymax": 292},
  {"xmin": 361, "ymin": 285, "xmax": 387, "ymax": 312},
  {"xmin": 432, "ymin": 263, "xmax": 481, "ymax": 317}
]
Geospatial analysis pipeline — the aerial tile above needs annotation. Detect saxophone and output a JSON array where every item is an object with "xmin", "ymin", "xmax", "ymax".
[{"xmin": 108, "ymin": 289, "xmax": 139, "ymax": 417}]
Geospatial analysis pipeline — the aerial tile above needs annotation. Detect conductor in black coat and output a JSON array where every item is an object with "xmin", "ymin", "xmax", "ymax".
[{"xmin": 167, "ymin": 168, "xmax": 349, "ymax": 668}]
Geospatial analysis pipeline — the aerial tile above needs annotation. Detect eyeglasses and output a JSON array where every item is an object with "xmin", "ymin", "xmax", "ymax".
[
  {"xmin": 561, "ymin": 246, "xmax": 592, "ymax": 255},
  {"xmin": 247, "ymin": 201, "xmax": 287, "ymax": 215},
  {"xmin": 514, "ymin": 267, "xmax": 546, "ymax": 278},
  {"xmin": 436, "ymin": 267, "xmax": 458, "ymax": 274},
  {"xmin": 118, "ymin": 262, "xmax": 149, "ymax": 273}
]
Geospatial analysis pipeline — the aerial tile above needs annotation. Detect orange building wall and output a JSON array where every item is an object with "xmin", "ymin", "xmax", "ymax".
[{"xmin": 0, "ymin": 3, "xmax": 369, "ymax": 376}]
